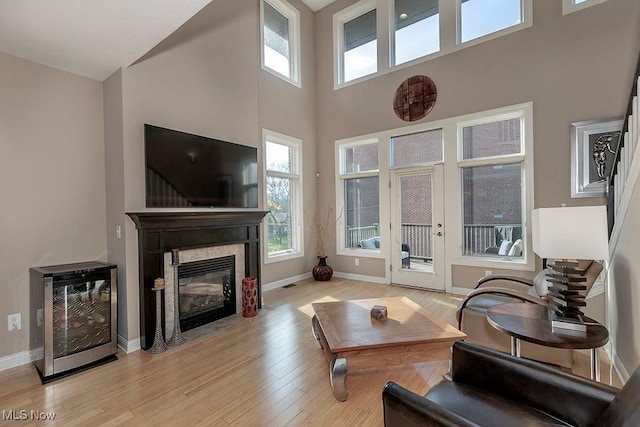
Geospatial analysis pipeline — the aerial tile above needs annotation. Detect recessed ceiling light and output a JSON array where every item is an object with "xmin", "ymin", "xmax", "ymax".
[{"xmin": 399, "ymin": 12, "xmax": 408, "ymax": 19}]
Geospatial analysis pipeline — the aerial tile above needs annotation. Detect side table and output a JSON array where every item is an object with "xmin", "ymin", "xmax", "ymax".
[{"xmin": 486, "ymin": 303, "xmax": 609, "ymax": 381}]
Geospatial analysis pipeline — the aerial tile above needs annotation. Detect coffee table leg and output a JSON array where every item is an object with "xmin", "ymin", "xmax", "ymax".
[
  {"xmin": 311, "ymin": 315, "xmax": 323, "ymax": 349},
  {"xmin": 330, "ymin": 356, "xmax": 348, "ymax": 402}
]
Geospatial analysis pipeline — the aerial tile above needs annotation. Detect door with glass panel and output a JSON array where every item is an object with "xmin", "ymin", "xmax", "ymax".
[{"xmin": 389, "ymin": 129, "xmax": 445, "ymax": 290}]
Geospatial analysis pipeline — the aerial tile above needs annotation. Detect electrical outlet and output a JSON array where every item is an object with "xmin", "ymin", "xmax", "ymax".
[
  {"xmin": 8, "ymin": 313, "xmax": 21, "ymax": 331},
  {"xmin": 484, "ymin": 270, "xmax": 492, "ymax": 277},
  {"xmin": 116, "ymin": 225, "xmax": 122, "ymax": 239},
  {"xmin": 355, "ymin": 258, "xmax": 359, "ymax": 266}
]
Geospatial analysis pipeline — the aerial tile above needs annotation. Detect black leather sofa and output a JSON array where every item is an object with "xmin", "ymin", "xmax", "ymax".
[{"xmin": 382, "ymin": 341, "xmax": 640, "ymax": 427}]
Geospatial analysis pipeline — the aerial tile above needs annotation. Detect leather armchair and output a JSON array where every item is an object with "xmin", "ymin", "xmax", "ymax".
[
  {"xmin": 383, "ymin": 340, "xmax": 640, "ymax": 427},
  {"xmin": 455, "ymin": 261, "xmax": 603, "ymax": 368}
]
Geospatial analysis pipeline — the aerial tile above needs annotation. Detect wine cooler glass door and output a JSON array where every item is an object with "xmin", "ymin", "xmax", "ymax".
[{"xmin": 52, "ymin": 276, "xmax": 112, "ymax": 359}]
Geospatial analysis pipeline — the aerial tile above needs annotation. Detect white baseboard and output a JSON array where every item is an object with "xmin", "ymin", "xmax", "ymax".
[
  {"xmin": 0, "ymin": 347, "xmax": 42, "ymax": 372},
  {"xmin": 450, "ymin": 286, "xmax": 472, "ymax": 296},
  {"xmin": 613, "ymin": 353, "xmax": 631, "ymax": 383},
  {"xmin": 263, "ymin": 271, "xmax": 388, "ymax": 290},
  {"xmin": 262, "ymin": 272, "xmax": 312, "ymax": 291},
  {"xmin": 118, "ymin": 335, "xmax": 141, "ymax": 354},
  {"xmin": 0, "ymin": 337, "xmax": 139, "ymax": 372},
  {"xmin": 332, "ymin": 271, "xmax": 387, "ymax": 284}
]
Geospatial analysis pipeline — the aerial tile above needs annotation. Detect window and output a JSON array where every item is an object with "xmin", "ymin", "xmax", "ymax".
[
  {"xmin": 562, "ymin": 0, "xmax": 609, "ymax": 14},
  {"xmin": 393, "ymin": 0, "xmax": 440, "ymax": 65},
  {"xmin": 459, "ymin": 0, "xmax": 523, "ymax": 43},
  {"xmin": 458, "ymin": 115, "xmax": 528, "ymax": 261},
  {"xmin": 335, "ymin": 0, "xmax": 377, "ymax": 84},
  {"xmin": 333, "ymin": 0, "xmax": 531, "ymax": 87},
  {"xmin": 391, "ymin": 128, "xmax": 443, "ymax": 167},
  {"xmin": 263, "ymin": 130, "xmax": 302, "ymax": 261},
  {"xmin": 337, "ymin": 140, "xmax": 380, "ymax": 251},
  {"xmin": 261, "ymin": 0, "xmax": 300, "ymax": 86}
]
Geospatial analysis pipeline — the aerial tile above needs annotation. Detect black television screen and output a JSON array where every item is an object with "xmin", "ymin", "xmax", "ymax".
[{"xmin": 144, "ymin": 124, "xmax": 258, "ymax": 208}]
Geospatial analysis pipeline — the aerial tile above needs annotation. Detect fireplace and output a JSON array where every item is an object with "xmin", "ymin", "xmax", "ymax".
[
  {"xmin": 127, "ymin": 211, "xmax": 268, "ymax": 349},
  {"xmin": 163, "ymin": 244, "xmax": 245, "ymax": 334},
  {"xmin": 176, "ymin": 256, "xmax": 234, "ymax": 330}
]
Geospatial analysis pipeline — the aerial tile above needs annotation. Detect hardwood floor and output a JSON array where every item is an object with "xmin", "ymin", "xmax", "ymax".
[{"xmin": 0, "ymin": 277, "xmax": 621, "ymax": 426}]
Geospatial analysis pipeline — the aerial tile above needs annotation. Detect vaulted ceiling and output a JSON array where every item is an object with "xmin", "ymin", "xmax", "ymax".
[{"xmin": 0, "ymin": 0, "xmax": 336, "ymax": 81}]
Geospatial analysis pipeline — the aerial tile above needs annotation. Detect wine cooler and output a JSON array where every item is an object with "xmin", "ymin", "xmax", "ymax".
[{"xmin": 30, "ymin": 261, "xmax": 117, "ymax": 382}]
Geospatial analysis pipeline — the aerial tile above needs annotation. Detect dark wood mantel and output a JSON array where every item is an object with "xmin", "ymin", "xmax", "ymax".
[{"xmin": 127, "ymin": 211, "xmax": 268, "ymax": 349}]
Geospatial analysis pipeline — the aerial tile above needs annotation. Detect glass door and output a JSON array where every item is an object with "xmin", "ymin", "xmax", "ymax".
[{"xmin": 390, "ymin": 165, "xmax": 445, "ymax": 290}]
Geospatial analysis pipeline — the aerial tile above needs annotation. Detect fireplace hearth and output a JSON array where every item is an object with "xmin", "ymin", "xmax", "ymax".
[{"xmin": 127, "ymin": 211, "xmax": 268, "ymax": 350}]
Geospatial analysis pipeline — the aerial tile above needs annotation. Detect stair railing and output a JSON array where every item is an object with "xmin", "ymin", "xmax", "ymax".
[{"xmin": 607, "ymin": 52, "xmax": 640, "ymax": 237}]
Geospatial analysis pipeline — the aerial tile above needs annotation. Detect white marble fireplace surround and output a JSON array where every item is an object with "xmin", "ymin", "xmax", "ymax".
[{"xmin": 163, "ymin": 244, "xmax": 244, "ymax": 334}]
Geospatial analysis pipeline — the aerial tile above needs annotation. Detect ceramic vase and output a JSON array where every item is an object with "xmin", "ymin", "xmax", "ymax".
[{"xmin": 312, "ymin": 256, "xmax": 333, "ymax": 281}]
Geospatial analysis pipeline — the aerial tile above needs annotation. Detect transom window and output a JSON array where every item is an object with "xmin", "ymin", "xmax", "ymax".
[
  {"xmin": 334, "ymin": 0, "xmax": 532, "ymax": 87},
  {"xmin": 336, "ymin": 0, "xmax": 378, "ymax": 84},
  {"xmin": 460, "ymin": 0, "xmax": 523, "ymax": 43},
  {"xmin": 393, "ymin": 0, "xmax": 440, "ymax": 65},
  {"xmin": 562, "ymin": 0, "xmax": 609, "ymax": 15},
  {"xmin": 263, "ymin": 130, "xmax": 303, "ymax": 261},
  {"xmin": 261, "ymin": 0, "xmax": 301, "ymax": 86},
  {"xmin": 391, "ymin": 128, "xmax": 443, "ymax": 167}
]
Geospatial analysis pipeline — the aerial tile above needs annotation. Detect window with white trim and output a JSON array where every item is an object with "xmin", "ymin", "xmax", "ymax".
[
  {"xmin": 337, "ymin": 139, "xmax": 380, "ymax": 251},
  {"xmin": 264, "ymin": 130, "xmax": 302, "ymax": 261},
  {"xmin": 562, "ymin": 0, "xmax": 609, "ymax": 15},
  {"xmin": 261, "ymin": 0, "xmax": 301, "ymax": 86},
  {"xmin": 458, "ymin": 113, "xmax": 527, "ymax": 262},
  {"xmin": 459, "ymin": 0, "xmax": 523, "ymax": 43},
  {"xmin": 334, "ymin": 0, "xmax": 531, "ymax": 87},
  {"xmin": 392, "ymin": 0, "xmax": 440, "ymax": 66},
  {"xmin": 335, "ymin": 0, "xmax": 377, "ymax": 84}
]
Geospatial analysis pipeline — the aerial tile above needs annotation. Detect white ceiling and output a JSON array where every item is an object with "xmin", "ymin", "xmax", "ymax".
[
  {"xmin": 302, "ymin": 0, "xmax": 337, "ymax": 11},
  {"xmin": 0, "ymin": 0, "xmax": 336, "ymax": 82}
]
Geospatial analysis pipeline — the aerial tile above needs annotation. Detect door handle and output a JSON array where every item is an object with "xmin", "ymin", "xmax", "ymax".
[{"xmin": 435, "ymin": 231, "xmax": 443, "ymax": 237}]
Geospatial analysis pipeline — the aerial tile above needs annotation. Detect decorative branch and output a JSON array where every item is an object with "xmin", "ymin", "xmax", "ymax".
[
  {"xmin": 314, "ymin": 206, "xmax": 333, "ymax": 258},
  {"xmin": 313, "ymin": 206, "xmax": 342, "ymax": 258}
]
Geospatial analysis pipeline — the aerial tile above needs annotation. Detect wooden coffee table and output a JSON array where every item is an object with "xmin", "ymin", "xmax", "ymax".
[{"xmin": 311, "ymin": 297, "xmax": 466, "ymax": 401}]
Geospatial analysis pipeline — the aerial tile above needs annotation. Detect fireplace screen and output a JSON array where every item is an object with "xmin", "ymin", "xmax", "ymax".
[{"xmin": 178, "ymin": 256, "xmax": 235, "ymax": 330}]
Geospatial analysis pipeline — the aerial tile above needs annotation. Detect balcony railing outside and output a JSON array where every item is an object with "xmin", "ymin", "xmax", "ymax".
[
  {"xmin": 347, "ymin": 224, "xmax": 519, "ymax": 258},
  {"xmin": 346, "ymin": 225, "xmax": 380, "ymax": 248}
]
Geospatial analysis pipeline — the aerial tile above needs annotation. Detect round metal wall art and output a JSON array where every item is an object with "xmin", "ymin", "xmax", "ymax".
[{"xmin": 393, "ymin": 75, "xmax": 437, "ymax": 122}]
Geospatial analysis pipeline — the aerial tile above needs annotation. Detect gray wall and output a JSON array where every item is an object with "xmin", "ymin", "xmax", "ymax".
[
  {"xmin": 0, "ymin": 52, "xmax": 106, "ymax": 359},
  {"xmin": 104, "ymin": 0, "xmax": 317, "ymax": 346},
  {"xmin": 314, "ymin": 0, "xmax": 640, "ymax": 287},
  {"xmin": 259, "ymin": 0, "xmax": 318, "ymax": 282}
]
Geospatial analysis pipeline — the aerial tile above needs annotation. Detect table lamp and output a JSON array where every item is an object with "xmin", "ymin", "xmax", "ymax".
[{"xmin": 531, "ymin": 206, "xmax": 609, "ymax": 332}]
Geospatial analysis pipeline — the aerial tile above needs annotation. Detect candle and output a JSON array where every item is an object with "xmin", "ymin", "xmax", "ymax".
[
  {"xmin": 153, "ymin": 278, "xmax": 165, "ymax": 290},
  {"xmin": 171, "ymin": 249, "xmax": 180, "ymax": 265}
]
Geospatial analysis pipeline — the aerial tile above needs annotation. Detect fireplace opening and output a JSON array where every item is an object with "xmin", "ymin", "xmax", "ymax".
[{"xmin": 177, "ymin": 256, "xmax": 235, "ymax": 331}]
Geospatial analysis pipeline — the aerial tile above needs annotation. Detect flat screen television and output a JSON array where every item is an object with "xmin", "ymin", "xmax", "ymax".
[{"xmin": 144, "ymin": 124, "xmax": 258, "ymax": 208}]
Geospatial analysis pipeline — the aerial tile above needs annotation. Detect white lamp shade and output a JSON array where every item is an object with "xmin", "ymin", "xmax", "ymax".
[{"xmin": 532, "ymin": 206, "xmax": 609, "ymax": 261}]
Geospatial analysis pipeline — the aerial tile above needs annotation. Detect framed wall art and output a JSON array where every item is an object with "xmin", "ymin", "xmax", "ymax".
[{"xmin": 571, "ymin": 117, "xmax": 623, "ymax": 198}]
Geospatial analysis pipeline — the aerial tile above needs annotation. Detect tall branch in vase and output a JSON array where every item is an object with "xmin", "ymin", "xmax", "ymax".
[
  {"xmin": 312, "ymin": 206, "xmax": 339, "ymax": 281},
  {"xmin": 314, "ymin": 206, "xmax": 334, "ymax": 258}
]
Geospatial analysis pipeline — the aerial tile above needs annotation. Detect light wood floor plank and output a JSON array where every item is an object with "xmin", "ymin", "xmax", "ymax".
[{"xmin": 0, "ymin": 278, "xmax": 621, "ymax": 426}]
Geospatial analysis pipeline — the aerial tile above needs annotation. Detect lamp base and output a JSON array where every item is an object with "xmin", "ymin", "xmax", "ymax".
[
  {"xmin": 545, "ymin": 259, "xmax": 590, "ymax": 335},
  {"xmin": 548, "ymin": 310, "xmax": 587, "ymax": 334}
]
